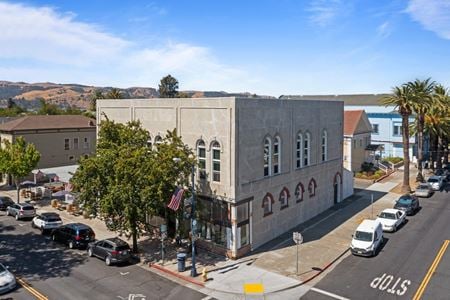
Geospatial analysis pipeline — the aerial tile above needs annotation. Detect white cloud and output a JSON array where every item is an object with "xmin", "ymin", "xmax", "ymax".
[
  {"xmin": 406, "ymin": 0, "xmax": 450, "ymax": 39},
  {"xmin": 377, "ymin": 21, "xmax": 391, "ymax": 38},
  {"xmin": 0, "ymin": 2, "xmax": 253, "ymax": 93},
  {"xmin": 307, "ymin": 0, "xmax": 345, "ymax": 27}
]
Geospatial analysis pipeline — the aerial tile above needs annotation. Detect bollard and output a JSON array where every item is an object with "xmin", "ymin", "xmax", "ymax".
[{"xmin": 201, "ymin": 267, "xmax": 208, "ymax": 282}]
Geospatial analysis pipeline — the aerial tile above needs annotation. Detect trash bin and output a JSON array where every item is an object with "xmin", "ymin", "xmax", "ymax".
[{"xmin": 177, "ymin": 253, "xmax": 187, "ymax": 272}]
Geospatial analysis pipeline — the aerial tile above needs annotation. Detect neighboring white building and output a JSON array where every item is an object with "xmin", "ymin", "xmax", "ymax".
[
  {"xmin": 97, "ymin": 97, "xmax": 345, "ymax": 258},
  {"xmin": 281, "ymin": 94, "xmax": 416, "ymax": 160}
]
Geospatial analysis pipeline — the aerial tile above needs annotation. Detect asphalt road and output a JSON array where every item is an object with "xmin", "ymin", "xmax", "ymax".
[
  {"xmin": 302, "ymin": 186, "xmax": 450, "ymax": 300},
  {"xmin": 0, "ymin": 212, "xmax": 206, "ymax": 300}
]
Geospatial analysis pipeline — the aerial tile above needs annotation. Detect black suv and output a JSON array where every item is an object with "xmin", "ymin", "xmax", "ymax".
[
  {"xmin": 87, "ymin": 237, "xmax": 131, "ymax": 266},
  {"xmin": 0, "ymin": 196, "xmax": 14, "ymax": 211},
  {"xmin": 51, "ymin": 223, "xmax": 95, "ymax": 249},
  {"xmin": 394, "ymin": 194, "xmax": 420, "ymax": 216}
]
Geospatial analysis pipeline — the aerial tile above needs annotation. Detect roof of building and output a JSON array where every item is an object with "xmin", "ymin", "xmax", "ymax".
[
  {"xmin": 280, "ymin": 94, "xmax": 389, "ymax": 106},
  {"xmin": 0, "ymin": 115, "xmax": 96, "ymax": 132},
  {"xmin": 344, "ymin": 110, "xmax": 365, "ymax": 135}
]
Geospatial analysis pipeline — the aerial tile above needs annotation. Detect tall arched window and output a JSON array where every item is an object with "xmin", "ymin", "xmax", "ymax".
[
  {"xmin": 211, "ymin": 141, "xmax": 221, "ymax": 182},
  {"xmin": 303, "ymin": 132, "xmax": 311, "ymax": 166},
  {"xmin": 308, "ymin": 178, "xmax": 317, "ymax": 197},
  {"xmin": 296, "ymin": 133, "xmax": 303, "ymax": 169},
  {"xmin": 321, "ymin": 130, "xmax": 328, "ymax": 162},
  {"xmin": 146, "ymin": 137, "xmax": 152, "ymax": 148},
  {"xmin": 295, "ymin": 182, "xmax": 305, "ymax": 203},
  {"xmin": 197, "ymin": 140, "xmax": 206, "ymax": 179},
  {"xmin": 262, "ymin": 193, "xmax": 274, "ymax": 216},
  {"xmin": 273, "ymin": 136, "xmax": 281, "ymax": 175},
  {"xmin": 264, "ymin": 137, "xmax": 272, "ymax": 177},
  {"xmin": 279, "ymin": 187, "xmax": 290, "ymax": 209},
  {"xmin": 154, "ymin": 135, "xmax": 163, "ymax": 147}
]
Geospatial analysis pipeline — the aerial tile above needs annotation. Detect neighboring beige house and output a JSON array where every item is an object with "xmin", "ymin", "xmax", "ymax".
[
  {"xmin": 98, "ymin": 97, "xmax": 344, "ymax": 258},
  {"xmin": 0, "ymin": 115, "xmax": 96, "ymax": 185},
  {"xmin": 343, "ymin": 110, "xmax": 373, "ymax": 172}
]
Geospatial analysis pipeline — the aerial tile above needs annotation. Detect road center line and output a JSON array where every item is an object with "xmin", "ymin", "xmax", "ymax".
[
  {"xmin": 17, "ymin": 277, "xmax": 48, "ymax": 300},
  {"xmin": 413, "ymin": 239, "xmax": 449, "ymax": 300},
  {"xmin": 310, "ymin": 287, "xmax": 350, "ymax": 300}
]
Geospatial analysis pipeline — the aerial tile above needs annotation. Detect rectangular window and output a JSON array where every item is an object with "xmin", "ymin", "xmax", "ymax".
[
  {"xmin": 83, "ymin": 137, "xmax": 90, "ymax": 149},
  {"xmin": 198, "ymin": 145, "xmax": 206, "ymax": 179},
  {"xmin": 212, "ymin": 148, "xmax": 220, "ymax": 182},
  {"xmin": 303, "ymin": 139, "xmax": 309, "ymax": 166},
  {"xmin": 64, "ymin": 138, "xmax": 70, "ymax": 150},
  {"xmin": 393, "ymin": 123, "xmax": 402, "ymax": 136},
  {"xmin": 264, "ymin": 144, "xmax": 270, "ymax": 176},
  {"xmin": 372, "ymin": 124, "xmax": 379, "ymax": 134},
  {"xmin": 296, "ymin": 140, "xmax": 301, "ymax": 168},
  {"xmin": 239, "ymin": 224, "xmax": 249, "ymax": 248},
  {"xmin": 73, "ymin": 138, "xmax": 79, "ymax": 150},
  {"xmin": 237, "ymin": 203, "xmax": 249, "ymax": 224}
]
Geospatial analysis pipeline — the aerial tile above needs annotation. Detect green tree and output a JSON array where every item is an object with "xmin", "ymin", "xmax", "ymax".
[
  {"xmin": 71, "ymin": 120, "xmax": 193, "ymax": 252},
  {"xmin": 158, "ymin": 75, "xmax": 179, "ymax": 98},
  {"xmin": 37, "ymin": 99, "xmax": 62, "ymax": 115},
  {"xmin": 381, "ymin": 85, "xmax": 414, "ymax": 193},
  {"xmin": 407, "ymin": 78, "xmax": 435, "ymax": 182},
  {"xmin": 0, "ymin": 137, "xmax": 40, "ymax": 202},
  {"xmin": 106, "ymin": 88, "xmax": 123, "ymax": 99},
  {"xmin": 90, "ymin": 89, "xmax": 104, "ymax": 111}
]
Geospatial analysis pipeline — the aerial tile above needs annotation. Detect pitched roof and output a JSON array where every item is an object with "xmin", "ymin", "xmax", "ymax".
[
  {"xmin": 344, "ymin": 110, "xmax": 364, "ymax": 135},
  {"xmin": 280, "ymin": 94, "xmax": 389, "ymax": 105},
  {"xmin": 0, "ymin": 115, "xmax": 96, "ymax": 131}
]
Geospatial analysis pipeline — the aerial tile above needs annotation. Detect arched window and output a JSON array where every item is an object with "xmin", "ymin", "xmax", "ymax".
[
  {"xmin": 154, "ymin": 135, "xmax": 163, "ymax": 147},
  {"xmin": 197, "ymin": 140, "xmax": 206, "ymax": 179},
  {"xmin": 279, "ymin": 187, "xmax": 290, "ymax": 209},
  {"xmin": 303, "ymin": 132, "xmax": 311, "ymax": 166},
  {"xmin": 262, "ymin": 193, "xmax": 274, "ymax": 216},
  {"xmin": 264, "ymin": 137, "xmax": 272, "ymax": 177},
  {"xmin": 211, "ymin": 141, "xmax": 221, "ymax": 182},
  {"xmin": 146, "ymin": 137, "xmax": 152, "ymax": 148},
  {"xmin": 295, "ymin": 182, "xmax": 305, "ymax": 203},
  {"xmin": 321, "ymin": 130, "xmax": 328, "ymax": 162},
  {"xmin": 308, "ymin": 178, "xmax": 317, "ymax": 197},
  {"xmin": 296, "ymin": 133, "xmax": 303, "ymax": 169},
  {"xmin": 273, "ymin": 136, "xmax": 281, "ymax": 175}
]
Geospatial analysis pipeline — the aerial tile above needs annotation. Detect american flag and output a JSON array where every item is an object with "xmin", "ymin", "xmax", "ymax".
[{"xmin": 167, "ymin": 187, "xmax": 185, "ymax": 211}]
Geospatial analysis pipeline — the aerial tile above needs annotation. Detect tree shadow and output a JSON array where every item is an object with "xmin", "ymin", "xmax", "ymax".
[{"xmin": 0, "ymin": 232, "xmax": 88, "ymax": 280}]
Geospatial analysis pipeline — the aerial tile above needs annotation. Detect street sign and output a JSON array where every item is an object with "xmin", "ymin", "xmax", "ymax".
[{"xmin": 293, "ymin": 232, "xmax": 303, "ymax": 244}]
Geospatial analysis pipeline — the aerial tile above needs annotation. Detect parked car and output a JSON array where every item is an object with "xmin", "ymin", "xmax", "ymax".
[
  {"xmin": 87, "ymin": 238, "xmax": 131, "ymax": 266},
  {"xmin": 0, "ymin": 263, "xmax": 16, "ymax": 295},
  {"xmin": 415, "ymin": 183, "xmax": 434, "ymax": 198},
  {"xmin": 394, "ymin": 194, "xmax": 420, "ymax": 216},
  {"xmin": 51, "ymin": 223, "xmax": 95, "ymax": 249},
  {"xmin": 32, "ymin": 212, "xmax": 63, "ymax": 233},
  {"xmin": 376, "ymin": 208, "xmax": 406, "ymax": 232},
  {"xmin": 0, "ymin": 196, "xmax": 14, "ymax": 211},
  {"xmin": 350, "ymin": 219, "xmax": 384, "ymax": 257},
  {"xmin": 427, "ymin": 175, "xmax": 444, "ymax": 191},
  {"xmin": 6, "ymin": 203, "xmax": 36, "ymax": 220}
]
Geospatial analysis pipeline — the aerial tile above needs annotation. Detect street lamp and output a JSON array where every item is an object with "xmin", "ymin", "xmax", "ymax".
[{"xmin": 173, "ymin": 157, "xmax": 197, "ymax": 277}]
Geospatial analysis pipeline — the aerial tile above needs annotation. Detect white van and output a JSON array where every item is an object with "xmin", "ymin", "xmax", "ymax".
[{"xmin": 350, "ymin": 219, "xmax": 384, "ymax": 257}]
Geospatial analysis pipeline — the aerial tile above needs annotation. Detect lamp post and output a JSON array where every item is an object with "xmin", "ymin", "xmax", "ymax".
[{"xmin": 173, "ymin": 157, "xmax": 197, "ymax": 277}]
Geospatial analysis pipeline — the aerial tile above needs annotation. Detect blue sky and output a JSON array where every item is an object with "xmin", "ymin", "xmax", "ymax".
[{"xmin": 1, "ymin": 0, "xmax": 450, "ymax": 96}]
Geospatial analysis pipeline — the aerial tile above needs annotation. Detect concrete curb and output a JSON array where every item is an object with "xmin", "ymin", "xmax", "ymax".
[{"xmin": 149, "ymin": 263, "xmax": 205, "ymax": 287}]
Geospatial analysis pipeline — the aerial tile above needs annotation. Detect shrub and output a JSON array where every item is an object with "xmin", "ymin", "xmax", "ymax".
[{"xmin": 361, "ymin": 162, "xmax": 374, "ymax": 172}]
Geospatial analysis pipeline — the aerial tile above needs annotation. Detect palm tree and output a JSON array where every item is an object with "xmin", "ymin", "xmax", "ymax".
[
  {"xmin": 90, "ymin": 89, "xmax": 104, "ymax": 111},
  {"xmin": 106, "ymin": 88, "xmax": 123, "ymax": 99},
  {"xmin": 381, "ymin": 85, "xmax": 414, "ymax": 193},
  {"xmin": 431, "ymin": 85, "xmax": 450, "ymax": 169},
  {"xmin": 407, "ymin": 78, "xmax": 435, "ymax": 182}
]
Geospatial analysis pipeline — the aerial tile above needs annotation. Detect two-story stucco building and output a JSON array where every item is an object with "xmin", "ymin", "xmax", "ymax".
[
  {"xmin": 97, "ymin": 97, "xmax": 344, "ymax": 258},
  {"xmin": 0, "ymin": 115, "xmax": 96, "ymax": 185}
]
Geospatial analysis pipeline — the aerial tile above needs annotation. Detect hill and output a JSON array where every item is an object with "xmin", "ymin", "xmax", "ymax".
[{"xmin": 0, "ymin": 81, "xmax": 274, "ymax": 110}]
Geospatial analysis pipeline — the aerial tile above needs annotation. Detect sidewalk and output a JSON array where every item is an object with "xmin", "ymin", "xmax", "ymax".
[{"xmin": 0, "ymin": 167, "xmax": 418, "ymax": 299}]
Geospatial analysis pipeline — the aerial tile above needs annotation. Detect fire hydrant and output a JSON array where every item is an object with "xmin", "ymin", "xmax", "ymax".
[{"xmin": 201, "ymin": 268, "xmax": 208, "ymax": 282}]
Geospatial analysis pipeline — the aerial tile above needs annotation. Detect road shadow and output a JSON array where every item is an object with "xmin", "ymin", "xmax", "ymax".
[
  {"xmin": 0, "ymin": 231, "xmax": 88, "ymax": 280},
  {"xmin": 251, "ymin": 188, "xmax": 388, "ymax": 255}
]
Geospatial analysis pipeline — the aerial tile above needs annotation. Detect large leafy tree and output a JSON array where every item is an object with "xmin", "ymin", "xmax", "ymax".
[
  {"xmin": 381, "ymin": 85, "xmax": 414, "ymax": 193},
  {"xmin": 407, "ymin": 78, "xmax": 435, "ymax": 182},
  {"xmin": 71, "ymin": 120, "xmax": 193, "ymax": 252},
  {"xmin": 0, "ymin": 137, "xmax": 40, "ymax": 202},
  {"xmin": 158, "ymin": 75, "xmax": 179, "ymax": 98}
]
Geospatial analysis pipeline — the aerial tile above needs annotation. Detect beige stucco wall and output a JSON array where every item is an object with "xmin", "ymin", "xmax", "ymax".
[
  {"xmin": 234, "ymin": 99, "xmax": 344, "ymax": 249},
  {"xmin": 15, "ymin": 129, "xmax": 96, "ymax": 168},
  {"xmin": 97, "ymin": 97, "xmax": 344, "ymax": 255}
]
